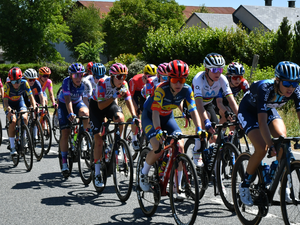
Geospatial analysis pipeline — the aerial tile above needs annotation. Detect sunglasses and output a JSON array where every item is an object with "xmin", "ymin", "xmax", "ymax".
[
  {"xmin": 282, "ymin": 80, "xmax": 299, "ymax": 88},
  {"xmin": 11, "ymin": 79, "xmax": 21, "ymax": 84},
  {"xmin": 231, "ymin": 75, "xmax": 243, "ymax": 80},
  {"xmin": 210, "ymin": 68, "xmax": 224, "ymax": 74},
  {"xmin": 113, "ymin": 74, "xmax": 126, "ymax": 80},
  {"xmin": 42, "ymin": 75, "xmax": 49, "ymax": 78},
  {"xmin": 28, "ymin": 79, "xmax": 36, "ymax": 82},
  {"xmin": 161, "ymin": 75, "xmax": 168, "ymax": 81},
  {"xmin": 71, "ymin": 73, "xmax": 83, "ymax": 79},
  {"xmin": 170, "ymin": 77, "xmax": 186, "ymax": 84}
]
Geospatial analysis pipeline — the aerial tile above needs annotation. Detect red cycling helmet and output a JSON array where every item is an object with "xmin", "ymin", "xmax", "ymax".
[
  {"xmin": 8, "ymin": 67, "xmax": 22, "ymax": 81},
  {"xmin": 167, "ymin": 60, "xmax": 189, "ymax": 78},
  {"xmin": 86, "ymin": 62, "xmax": 94, "ymax": 73}
]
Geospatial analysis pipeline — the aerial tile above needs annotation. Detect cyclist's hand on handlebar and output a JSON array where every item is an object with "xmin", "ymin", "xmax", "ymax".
[
  {"xmin": 225, "ymin": 111, "xmax": 235, "ymax": 122},
  {"xmin": 155, "ymin": 128, "xmax": 165, "ymax": 144},
  {"xmin": 204, "ymin": 119, "xmax": 215, "ymax": 134},
  {"xmin": 132, "ymin": 115, "xmax": 140, "ymax": 126},
  {"xmin": 267, "ymin": 145, "xmax": 277, "ymax": 158},
  {"xmin": 67, "ymin": 112, "xmax": 76, "ymax": 122}
]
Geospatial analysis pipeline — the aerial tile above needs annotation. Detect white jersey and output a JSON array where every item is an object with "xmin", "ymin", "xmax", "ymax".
[
  {"xmin": 82, "ymin": 75, "xmax": 108, "ymax": 100},
  {"xmin": 192, "ymin": 71, "xmax": 232, "ymax": 106}
]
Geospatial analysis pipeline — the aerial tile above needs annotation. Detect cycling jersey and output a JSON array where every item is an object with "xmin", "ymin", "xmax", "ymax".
[
  {"xmin": 230, "ymin": 78, "xmax": 249, "ymax": 97},
  {"xmin": 39, "ymin": 78, "xmax": 53, "ymax": 93},
  {"xmin": 192, "ymin": 71, "xmax": 232, "ymax": 105},
  {"xmin": 82, "ymin": 75, "xmax": 109, "ymax": 100},
  {"xmin": 30, "ymin": 80, "xmax": 43, "ymax": 96},
  {"xmin": 97, "ymin": 76, "xmax": 131, "ymax": 102},
  {"xmin": 129, "ymin": 74, "xmax": 145, "ymax": 96},
  {"xmin": 141, "ymin": 76, "xmax": 160, "ymax": 98},
  {"xmin": 4, "ymin": 80, "xmax": 32, "ymax": 101},
  {"xmin": 58, "ymin": 76, "xmax": 85, "ymax": 104},
  {"xmin": 143, "ymin": 81, "xmax": 196, "ymax": 116}
]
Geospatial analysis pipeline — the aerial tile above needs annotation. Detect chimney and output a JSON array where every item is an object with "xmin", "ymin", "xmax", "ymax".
[
  {"xmin": 265, "ymin": 0, "xmax": 272, "ymax": 6},
  {"xmin": 288, "ymin": 1, "xmax": 296, "ymax": 8}
]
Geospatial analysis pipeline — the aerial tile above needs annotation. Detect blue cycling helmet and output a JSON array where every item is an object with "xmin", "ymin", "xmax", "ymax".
[
  {"xmin": 92, "ymin": 63, "xmax": 106, "ymax": 78},
  {"xmin": 275, "ymin": 61, "xmax": 300, "ymax": 81},
  {"xmin": 68, "ymin": 63, "xmax": 85, "ymax": 74}
]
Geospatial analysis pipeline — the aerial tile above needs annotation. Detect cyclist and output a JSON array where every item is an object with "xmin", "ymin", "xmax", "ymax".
[
  {"xmin": 214, "ymin": 62, "xmax": 249, "ymax": 125},
  {"xmin": 38, "ymin": 67, "xmax": 57, "ymax": 109},
  {"xmin": 23, "ymin": 68, "xmax": 45, "ymax": 107},
  {"xmin": 92, "ymin": 63, "xmax": 137, "ymax": 187},
  {"xmin": 192, "ymin": 53, "xmax": 238, "ymax": 167},
  {"xmin": 84, "ymin": 61, "xmax": 94, "ymax": 77},
  {"xmin": 57, "ymin": 63, "xmax": 89, "ymax": 176},
  {"xmin": 139, "ymin": 59, "xmax": 203, "ymax": 195},
  {"xmin": 129, "ymin": 64, "xmax": 157, "ymax": 150},
  {"xmin": 238, "ymin": 61, "xmax": 300, "ymax": 206},
  {"xmin": 141, "ymin": 62, "xmax": 169, "ymax": 99},
  {"xmin": 0, "ymin": 78, "xmax": 4, "ymax": 100},
  {"xmin": 4, "ymin": 67, "xmax": 36, "ymax": 155}
]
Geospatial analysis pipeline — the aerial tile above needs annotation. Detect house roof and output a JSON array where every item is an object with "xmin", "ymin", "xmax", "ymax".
[
  {"xmin": 234, "ymin": 5, "xmax": 300, "ymax": 31},
  {"xmin": 76, "ymin": 1, "xmax": 235, "ymax": 18},
  {"xmin": 187, "ymin": 13, "xmax": 238, "ymax": 29}
]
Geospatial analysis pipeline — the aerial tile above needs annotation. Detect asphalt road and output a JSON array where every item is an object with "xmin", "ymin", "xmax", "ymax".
[{"xmin": 0, "ymin": 109, "xmax": 299, "ymax": 225}]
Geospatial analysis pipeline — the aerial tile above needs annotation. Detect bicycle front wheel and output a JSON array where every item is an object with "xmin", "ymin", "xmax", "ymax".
[
  {"xmin": 281, "ymin": 160, "xmax": 300, "ymax": 224},
  {"xmin": 136, "ymin": 147, "xmax": 160, "ymax": 217},
  {"xmin": 183, "ymin": 137, "xmax": 195, "ymax": 160},
  {"xmin": 113, "ymin": 139, "xmax": 133, "ymax": 202},
  {"xmin": 52, "ymin": 108, "xmax": 60, "ymax": 144},
  {"xmin": 78, "ymin": 131, "xmax": 93, "ymax": 185},
  {"xmin": 216, "ymin": 142, "xmax": 239, "ymax": 211},
  {"xmin": 30, "ymin": 120, "xmax": 44, "ymax": 161},
  {"xmin": 22, "ymin": 124, "xmax": 34, "ymax": 172},
  {"xmin": 41, "ymin": 115, "xmax": 52, "ymax": 155},
  {"xmin": 232, "ymin": 153, "xmax": 262, "ymax": 225},
  {"xmin": 170, "ymin": 153, "xmax": 199, "ymax": 225}
]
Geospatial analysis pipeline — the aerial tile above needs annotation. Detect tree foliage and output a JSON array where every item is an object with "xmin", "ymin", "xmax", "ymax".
[
  {"xmin": 102, "ymin": 0, "xmax": 186, "ymax": 60},
  {"xmin": 65, "ymin": 4, "xmax": 104, "ymax": 61},
  {"xmin": 292, "ymin": 21, "xmax": 300, "ymax": 65},
  {"xmin": 75, "ymin": 41, "xmax": 105, "ymax": 63},
  {"xmin": 273, "ymin": 17, "xmax": 293, "ymax": 62},
  {"xmin": 0, "ymin": 0, "xmax": 73, "ymax": 63},
  {"xmin": 192, "ymin": 4, "xmax": 210, "ymax": 14}
]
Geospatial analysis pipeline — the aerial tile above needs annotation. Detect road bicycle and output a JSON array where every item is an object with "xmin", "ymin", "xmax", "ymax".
[
  {"xmin": 28, "ymin": 107, "xmax": 44, "ymax": 161},
  {"xmin": 52, "ymin": 106, "xmax": 60, "ymax": 144},
  {"xmin": 37, "ymin": 105, "xmax": 52, "ymax": 155},
  {"xmin": 8, "ymin": 110, "xmax": 34, "ymax": 172},
  {"xmin": 58, "ymin": 116, "xmax": 92, "ymax": 181},
  {"xmin": 232, "ymin": 135, "xmax": 300, "ymax": 225},
  {"xmin": 136, "ymin": 132, "xmax": 200, "ymax": 225},
  {"xmin": 91, "ymin": 119, "xmax": 133, "ymax": 202}
]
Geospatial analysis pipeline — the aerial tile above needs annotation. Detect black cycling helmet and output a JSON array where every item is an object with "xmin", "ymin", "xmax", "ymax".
[{"xmin": 227, "ymin": 62, "xmax": 245, "ymax": 76}]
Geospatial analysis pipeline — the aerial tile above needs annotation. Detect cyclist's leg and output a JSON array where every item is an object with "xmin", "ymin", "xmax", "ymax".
[
  {"xmin": 107, "ymin": 102, "xmax": 124, "ymax": 134},
  {"xmin": 74, "ymin": 100, "xmax": 89, "ymax": 130},
  {"xmin": 7, "ymin": 100, "xmax": 18, "ymax": 154}
]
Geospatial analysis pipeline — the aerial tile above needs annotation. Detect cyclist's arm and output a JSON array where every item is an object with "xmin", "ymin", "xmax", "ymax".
[
  {"xmin": 226, "ymin": 94, "xmax": 238, "ymax": 116},
  {"xmin": 38, "ymin": 93, "xmax": 45, "ymax": 107},
  {"xmin": 216, "ymin": 97, "xmax": 227, "ymax": 115},
  {"xmin": 64, "ymin": 95, "xmax": 73, "ymax": 114},
  {"xmin": 48, "ymin": 88, "xmax": 55, "ymax": 106},
  {"xmin": 152, "ymin": 109, "xmax": 161, "ymax": 130},
  {"xmin": 190, "ymin": 109, "xmax": 202, "ymax": 130},
  {"xmin": 29, "ymin": 94, "xmax": 37, "ymax": 110},
  {"xmin": 258, "ymin": 112, "xmax": 273, "ymax": 147},
  {"xmin": 125, "ymin": 98, "xmax": 137, "ymax": 117},
  {"xmin": 0, "ymin": 87, "xmax": 3, "ymax": 99}
]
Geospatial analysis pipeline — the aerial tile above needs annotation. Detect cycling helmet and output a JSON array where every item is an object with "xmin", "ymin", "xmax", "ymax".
[
  {"xmin": 68, "ymin": 63, "xmax": 85, "ymax": 74},
  {"xmin": 8, "ymin": 67, "xmax": 22, "ymax": 81},
  {"xmin": 157, "ymin": 63, "xmax": 168, "ymax": 76},
  {"xmin": 24, "ymin": 68, "xmax": 38, "ymax": 79},
  {"xmin": 143, "ymin": 64, "xmax": 157, "ymax": 76},
  {"xmin": 39, "ymin": 66, "xmax": 51, "ymax": 76},
  {"xmin": 109, "ymin": 63, "xmax": 128, "ymax": 75},
  {"xmin": 203, "ymin": 53, "xmax": 225, "ymax": 69},
  {"xmin": 275, "ymin": 61, "xmax": 300, "ymax": 81},
  {"xmin": 227, "ymin": 62, "xmax": 245, "ymax": 76},
  {"xmin": 167, "ymin": 60, "xmax": 189, "ymax": 78},
  {"xmin": 92, "ymin": 63, "xmax": 106, "ymax": 78},
  {"xmin": 86, "ymin": 62, "xmax": 93, "ymax": 73}
]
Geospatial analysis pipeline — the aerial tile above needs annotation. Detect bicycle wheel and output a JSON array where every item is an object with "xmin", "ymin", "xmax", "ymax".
[
  {"xmin": 11, "ymin": 139, "xmax": 20, "ymax": 167},
  {"xmin": 52, "ymin": 108, "xmax": 60, "ymax": 144},
  {"xmin": 232, "ymin": 153, "xmax": 262, "ymax": 225},
  {"xmin": 78, "ymin": 131, "xmax": 93, "ymax": 185},
  {"xmin": 21, "ymin": 124, "xmax": 34, "ymax": 172},
  {"xmin": 41, "ymin": 115, "xmax": 52, "ymax": 155},
  {"xmin": 30, "ymin": 120, "xmax": 44, "ymax": 161},
  {"xmin": 136, "ymin": 147, "xmax": 160, "ymax": 217},
  {"xmin": 91, "ymin": 141, "xmax": 107, "ymax": 193},
  {"xmin": 58, "ymin": 136, "xmax": 73, "ymax": 178},
  {"xmin": 281, "ymin": 160, "xmax": 300, "ymax": 224},
  {"xmin": 0, "ymin": 119, "xmax": 2, "ymax": 146},
  {"xmin": 216, "ymin": 142, "xmax": 239, "ymax": 211},
  {"xmin": 123, "ymin": 118, "xmax": 137, "ymax": 160},
  {"xmin": 170, "ymin": 153, "xmax": 199, "ymax": 225},
  {"xmin": 184, "ymin": 137, "xmax": 195, "ymax": 159},
  {"xmin": 112, "ymin": 139, "xmax": 134, "ymax": 202}
]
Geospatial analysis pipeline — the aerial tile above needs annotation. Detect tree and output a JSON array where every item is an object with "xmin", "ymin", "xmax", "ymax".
[
  {"xmin": 273, "ymin": 17, "xmax": 293, "ymax": 63},
  {"xmin": 65, "ymin": 4, "xmax": 104, "ymax": 61},
  {"xmin": 102, "ymin": 0, "xmax": 186, "ymax": 60},
  {"xmin": 292, "ymin": 21, "xmax": 300, "ymax": 65},
  {"xmin": 0, "ymin": 0, "xmax": 73, "ymax": 63},
  {"xmin": 75, "ymin": 41, "xmax": 105, "ymax": 63}
]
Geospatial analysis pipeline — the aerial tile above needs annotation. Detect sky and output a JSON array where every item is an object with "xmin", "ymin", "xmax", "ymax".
[{"xmin": 92, "ymin": 0, "xmax": 295, "ymax": 9}]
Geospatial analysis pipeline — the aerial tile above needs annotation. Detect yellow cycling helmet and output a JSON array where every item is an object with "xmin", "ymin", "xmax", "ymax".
[{"xmin": 143, "ymin": 64, "xmax": 157, "ymax": 76}]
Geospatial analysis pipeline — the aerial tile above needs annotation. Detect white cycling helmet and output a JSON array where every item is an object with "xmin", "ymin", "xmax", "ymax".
[{"xmin": 24, "ymin": 68, "xmax": 38, "ymax": 79}]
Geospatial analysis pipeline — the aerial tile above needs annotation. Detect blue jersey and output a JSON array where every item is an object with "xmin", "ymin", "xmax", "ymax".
[
  {"xmin": 58, "ymin": 77, "xmax": 85, "ymax": 104},
  {"xmin": 242, "ymin": 79, "xmax": 300, "ymax": 113},
  {"xmin": 143, "ymin": 81, "xmax": 196, "ymax": 116},
  {"xmin": 30, "ymin": 80, "xmax": 43, "ymax": 96}
]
